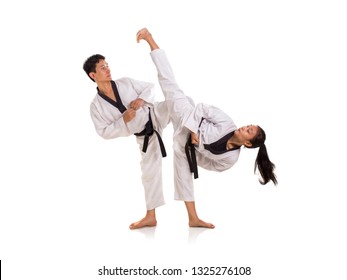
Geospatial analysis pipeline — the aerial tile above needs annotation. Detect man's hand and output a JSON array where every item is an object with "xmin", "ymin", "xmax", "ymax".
[
  {"xmin": 129, "ymin": 98, "xmax": 144, "ymax": 110},
  {"xmin": 123, "ymin": 108, "xmax": 136, "ymax": 123}
]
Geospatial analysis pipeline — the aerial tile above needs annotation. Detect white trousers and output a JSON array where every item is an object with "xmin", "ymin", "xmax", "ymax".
[
  {"xmin": 136, "ymin": 130, "xmax": 166, "ymax": 210},
  {"xmin": 151, "ymin": 49, "xmax": 196, "ymax": 201}
]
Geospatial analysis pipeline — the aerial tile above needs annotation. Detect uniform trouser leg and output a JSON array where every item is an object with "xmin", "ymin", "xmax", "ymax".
[
  {"xmin": 173, "ymin": 127, "xmax": 195, "ymax": 201},
  {"xmin": 136, "ymin": 132, "xmax": 165, "ymax": 210},
  {"xmin": 150, "ymin": 49, "xmax": 196, "ymax": 201},
  {"xmin": 150, "ymin": 49, "xmax": 194, "ymax": 129}
]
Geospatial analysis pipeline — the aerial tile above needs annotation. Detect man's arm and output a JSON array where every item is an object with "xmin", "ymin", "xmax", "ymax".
[{"xmin": 90, "ymin": 103, "xmax": 132, "ymax": 139}]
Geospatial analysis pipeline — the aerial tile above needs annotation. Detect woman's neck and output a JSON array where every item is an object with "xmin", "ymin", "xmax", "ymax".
[{"xmin": 226, "ymin": 135, "xmax": 242, "ymax": 150}]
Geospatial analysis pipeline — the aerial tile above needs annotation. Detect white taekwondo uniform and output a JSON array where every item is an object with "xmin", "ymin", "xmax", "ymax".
[
  {"xmin": 90, "ymin": 77, "xmax": 169, "ymax": 210},
  {"xmin": 150, "ymin": 49, "xmax": 240, "ymax": 201}
]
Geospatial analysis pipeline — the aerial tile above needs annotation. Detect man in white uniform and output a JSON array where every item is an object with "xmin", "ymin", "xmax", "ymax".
[
  {"xmin": 83, "ymin": 52, "xmax": 169, "ymax": 229},
  {"xmin": 137, "ymin": 28, "xmax": 277, "ymax": 228}
]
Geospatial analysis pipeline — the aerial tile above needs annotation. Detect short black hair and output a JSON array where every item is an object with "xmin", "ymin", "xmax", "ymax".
[{"xmin": 83, "ymin": 54, "xmax": 105, "ymax": 82}]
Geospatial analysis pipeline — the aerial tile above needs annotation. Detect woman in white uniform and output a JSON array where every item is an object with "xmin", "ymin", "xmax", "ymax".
[
  {"xmin": 136, "ymin": 28, "xmax": 277, "ymax": 229},
  {"xmin": 83, "ymin": 53, "xmax": 170, "ymax": 229}
]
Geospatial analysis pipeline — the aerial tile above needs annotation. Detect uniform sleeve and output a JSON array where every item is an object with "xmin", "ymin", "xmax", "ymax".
[
  {"xmin": 184, "ymin": 103, "xmax": 233, "ymax": 133},
  {"xmin": 128, "ymin": 78, "xmax": 155, "ymax": 104},
  {"xmin": 196, "ymin": 151, "xmax": 237, "ymax": 172},
  {"xmin": 90, "ymin": 103, "xmax": 131, "ymax": 139}
]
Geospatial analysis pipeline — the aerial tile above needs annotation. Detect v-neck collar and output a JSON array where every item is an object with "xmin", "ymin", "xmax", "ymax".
[
  {"xmin": 204, "ymin": 131, "xmax": 240, "ymax": 155},
  {"xmin": 97, "ymin": 81, "xmax": 127, "ymax": 113}
]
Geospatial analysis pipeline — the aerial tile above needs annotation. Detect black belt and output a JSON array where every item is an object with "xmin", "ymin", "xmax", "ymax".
[
  {"xmin": 185, "ymin": 134, "xmax": 198, "ymax": 179},
  {"xmin": 184, "ymin": 118, "xmax": 205, "ymax": 179},
  {"xmin": 98, "ymin": 81, "xmax": 166, "ymax": 156},
  {"xmin": 135, "ymin": 109, "xmax": 166, "ymax": 157}
]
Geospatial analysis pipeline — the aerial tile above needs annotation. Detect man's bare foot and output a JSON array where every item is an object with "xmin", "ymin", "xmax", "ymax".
[
  {"xmin": 136, "ymin": 28, "xmax": 159, "ymax": 51},
  {"xmin": 129, "ymin": 209, "xmax": 157, "ymax": 230},
  {"xmin": 129, "ymin": 217, "xmax": 157, "ymax": 230},
  {"xmin": 189, "ymin": 218, "xmax": 215, "ymax": 229}
]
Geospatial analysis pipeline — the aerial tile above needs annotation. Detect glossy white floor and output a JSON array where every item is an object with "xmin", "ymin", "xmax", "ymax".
[{"xmin": 1, "ymin": 1, "xmax": 346, "ymax": 279}]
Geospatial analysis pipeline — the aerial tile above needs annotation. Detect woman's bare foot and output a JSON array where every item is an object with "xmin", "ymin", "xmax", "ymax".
[
  {"xmin": 129, "ymin": 209, "xmax": 157, "ymax": 230},
  {"xmin": 189, "ymin": 218, "xmax": 215, "ymax": 229},
  {"xmin": 184, "ymin": 201, "xmax": 215, "ymax": 229},
  {"xmin": 136, "ymin": 28, "xmax": 160, "ymax": 51}
]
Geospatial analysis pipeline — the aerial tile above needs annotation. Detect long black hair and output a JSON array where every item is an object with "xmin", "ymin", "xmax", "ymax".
[{"xmin": 249, "ymin": 126, "xmax": 277, "ymax": 185}]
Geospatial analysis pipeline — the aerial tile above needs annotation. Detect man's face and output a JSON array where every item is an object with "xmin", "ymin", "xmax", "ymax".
[{"xmin": 90, "ymin": 59, "xmax": 112, "ymax": 83}]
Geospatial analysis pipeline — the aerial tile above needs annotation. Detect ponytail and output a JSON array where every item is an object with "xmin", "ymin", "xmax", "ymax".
[
  {"xmin": 249, "ymin": 126, "xmax": 277, "ymax": 185},
  {"xmin": 255, "ymin": 144, "xmax": 277, "ymax": 185}
]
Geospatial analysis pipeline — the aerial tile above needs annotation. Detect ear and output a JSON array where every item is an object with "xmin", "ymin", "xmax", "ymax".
[
  {"xmin": 244, "ymin": 141, "xmax": 253, "ymax": 148},
  {"xmin": 89, "ymin": 72, "xmax": 96, "ymax": 80}
]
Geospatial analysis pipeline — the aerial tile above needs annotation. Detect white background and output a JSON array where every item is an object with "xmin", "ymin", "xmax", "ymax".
[{"xmin": 0, "ymin": 0, "xmax": 346, "ymax": 279}]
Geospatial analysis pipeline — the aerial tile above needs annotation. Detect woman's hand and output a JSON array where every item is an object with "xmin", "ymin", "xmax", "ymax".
[{"xmin": 191, "ymin": 132, "xmax": 199, "ymax": 145}]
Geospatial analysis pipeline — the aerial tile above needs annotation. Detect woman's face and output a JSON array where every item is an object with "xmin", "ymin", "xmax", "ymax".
[{"xmin": 235, "ymin": 125, "xmax": 259, "ymax": 146}]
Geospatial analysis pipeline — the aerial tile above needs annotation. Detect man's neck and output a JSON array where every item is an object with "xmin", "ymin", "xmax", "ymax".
[{"xmin": 97, "ymin": 81, "xmax": 113, "ymax": 96}]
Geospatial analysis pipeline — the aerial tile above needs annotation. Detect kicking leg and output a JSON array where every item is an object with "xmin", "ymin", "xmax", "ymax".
[
  {"xmin": 136, "ymin": 28, "xmax": 159, "ymax": 51},
  {"xmin": 137, "ymin": 28, "xmax": 194, "ymax": 126}
]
